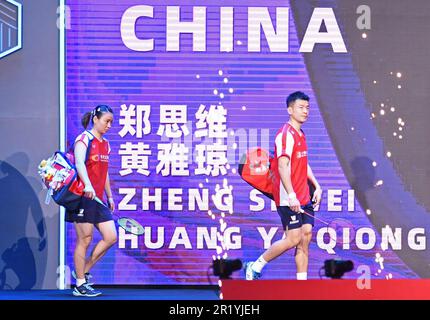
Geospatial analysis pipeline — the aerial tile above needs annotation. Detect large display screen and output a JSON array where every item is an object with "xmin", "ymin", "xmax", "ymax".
[{"xmin": 65, "ymin": 0, "xmax": 426, "ymax": 284}]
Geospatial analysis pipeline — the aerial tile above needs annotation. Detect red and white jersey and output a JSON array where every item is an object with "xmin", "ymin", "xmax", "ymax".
[
  {"xmin": 271, "ymin": 123, "xmax": 310, "ymax": 206},
  {"xmin": 75, "ymin": 131, "xmax": 111, "ymax": 200}
]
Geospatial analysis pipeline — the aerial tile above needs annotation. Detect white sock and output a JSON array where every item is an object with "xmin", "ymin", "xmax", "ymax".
[
  {"xmin": 252, "ymin": 255, "xmax": 268, "ymax": 273},
  {"xmin": 296, "ymin": 272, "xmax": 307, "ymax": 280},
  {"xmin": 76, "ymin": 278, "xmax": 86, "ymax": 287}
]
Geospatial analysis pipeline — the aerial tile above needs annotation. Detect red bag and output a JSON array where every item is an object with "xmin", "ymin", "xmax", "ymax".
[
  {"xmin": 239, "ymin": 147, "xmax": 316, "ymax": 202},
  {"xmin": 238, "ymin": 147, "xmax": 274, "ymax": 200}
]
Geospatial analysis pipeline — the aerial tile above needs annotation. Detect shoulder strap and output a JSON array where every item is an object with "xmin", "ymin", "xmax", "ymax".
[
  {"xmin": 68, "ymin": 131, "xmax": 95, "ymax": 164},
  {"xmin": 84, "ymin": 130, "xmax": 95, "ymax": 163}
]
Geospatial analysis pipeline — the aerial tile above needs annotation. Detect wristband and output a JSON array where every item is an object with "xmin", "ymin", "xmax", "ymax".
[{"xmin": 288, "ymin": 192, "xmax": 297, "ymax": 200}]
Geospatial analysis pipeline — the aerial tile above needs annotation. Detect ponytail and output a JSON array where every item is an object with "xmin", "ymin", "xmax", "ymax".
[
  {"xmin": 81, "ymin": 105, "xmax": 113, "ymax": 129},
  {"xmin": 81, "ymin": 111, "xmax": 92, "ymax": 129}
]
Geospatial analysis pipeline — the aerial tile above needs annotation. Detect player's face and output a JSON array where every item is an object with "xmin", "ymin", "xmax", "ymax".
[
  {"xmin": 288, "ymin": 99, "xmax": 309, "ymax": 123},
  {"xmin": 94, "ymin": 112, "xmax": 113, "ymax": 134}
]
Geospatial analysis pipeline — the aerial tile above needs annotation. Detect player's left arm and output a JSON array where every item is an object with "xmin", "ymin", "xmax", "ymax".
[{"xmin": 307, "ymin": 164, "xmax": 322, "ymax": 207}]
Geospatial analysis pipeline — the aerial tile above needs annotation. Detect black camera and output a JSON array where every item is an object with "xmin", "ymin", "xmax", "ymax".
[
  {"xmin": 212, "ymin": 259, "xmax": 243, "ymax": 279},
  {"xmin": 324, "ymin": 259, "xmax": 354, "ymax": 279}
]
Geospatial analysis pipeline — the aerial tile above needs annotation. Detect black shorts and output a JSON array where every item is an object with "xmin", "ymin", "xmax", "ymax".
[
  {"xmin": 65, "ymin": 196, "xmax": 113, "ymax": 224},
  {"xmin": 277, "ymin": 202, "xmax": 314, "ymax": 230}
]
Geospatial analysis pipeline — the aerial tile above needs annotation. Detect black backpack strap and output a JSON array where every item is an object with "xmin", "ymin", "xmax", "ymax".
[
  {"xmin": 69, "ymin": 131, "xmax": 95, "ymax": 164},
  {"xmin": 84, "ymin": 130, "xmax": 95, "ymax": 163}
]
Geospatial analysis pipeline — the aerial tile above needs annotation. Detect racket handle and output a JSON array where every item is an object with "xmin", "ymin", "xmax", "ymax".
[
  {"xmin": 94, "ymin": 196, "xmax": 110, "ymax": 209},
  {"xmin": 45, "ymin": 188, "xmax": 53, "ymax": 205}
]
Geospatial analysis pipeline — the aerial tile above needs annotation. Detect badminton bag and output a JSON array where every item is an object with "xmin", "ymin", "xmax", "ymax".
[
  {"xmin": 238, "ymin": 147, "xmax": 274, "ymax": 200},
  {"xmin": 42, "ymin": 134, "xmax": 94, "ymax": 211},
  {"xmin": 238, "ymin": 147, "xmax": 316, "ymax": 201}
]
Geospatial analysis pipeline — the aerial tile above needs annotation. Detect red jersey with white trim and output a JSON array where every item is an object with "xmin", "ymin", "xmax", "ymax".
[
  {"xmin": 75, "ymin": 131, "xmax": 111, "ymax": 200},
  {"xmin": 271, "ymin": 123, "xmax": 310, "ymax": 206}
]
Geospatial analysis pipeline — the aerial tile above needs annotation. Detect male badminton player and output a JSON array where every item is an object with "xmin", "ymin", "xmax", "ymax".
[{"xmin": 245, "ymin": 91, "xmax": 322, "ymax": 280}]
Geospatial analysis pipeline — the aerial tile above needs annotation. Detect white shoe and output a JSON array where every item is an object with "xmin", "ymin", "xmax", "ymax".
[{"xmin": 244, "ymin": 262, "xmax": 261, "ymax": 280}]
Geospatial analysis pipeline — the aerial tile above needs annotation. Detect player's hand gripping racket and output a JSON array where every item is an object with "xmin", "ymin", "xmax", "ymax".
[{"xmin": 92, "ymin": 196, "xmax": 144, "ymax": 235}]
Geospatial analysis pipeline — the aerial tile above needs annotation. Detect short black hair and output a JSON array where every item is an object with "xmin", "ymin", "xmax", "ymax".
[{"xmin": 286, "ymin": 91, "xmax": 309, "ymax": 107}]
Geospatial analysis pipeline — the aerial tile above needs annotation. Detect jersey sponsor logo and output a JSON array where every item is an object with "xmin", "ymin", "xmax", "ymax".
[
  {"xmin": 296, "ymin": 151, "xmax": 307, "ymax": 159},
  {"xmin": 91, "ymin": 154, "xmax": 109, "ymax": 162}
]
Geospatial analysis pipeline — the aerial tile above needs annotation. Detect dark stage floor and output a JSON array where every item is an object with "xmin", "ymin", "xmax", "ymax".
[{"xmin": 0, "ymin": 287, "xmax": 220, "ymax": 300}]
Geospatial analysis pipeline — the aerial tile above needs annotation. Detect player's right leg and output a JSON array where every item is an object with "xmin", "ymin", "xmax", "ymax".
[
  {"xmin": 72, "ymin": 222, "xmax": 101, "ymax": 297},
  {"xmin": 245, "ymin": 206, "xmax": 303, "ymax": 280},
  {"xmin": 73, "ymin": 222, "xmax": 93, "ymax": 282}
]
